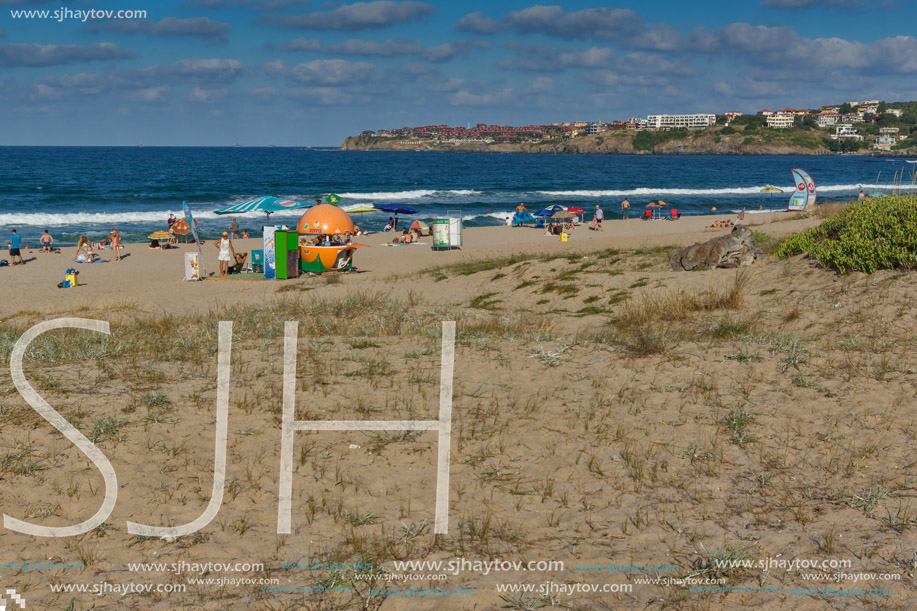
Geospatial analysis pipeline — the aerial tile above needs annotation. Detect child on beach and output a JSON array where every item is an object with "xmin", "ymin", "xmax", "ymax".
[{"xmin": 592, "ymin": 204, "xmax": 604, "ymax": 231}]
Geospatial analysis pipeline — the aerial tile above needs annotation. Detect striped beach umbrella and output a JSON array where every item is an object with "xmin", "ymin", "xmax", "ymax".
[{"xmin": 214, "ymin": 196, "xmax": 312, "ymax": 219}]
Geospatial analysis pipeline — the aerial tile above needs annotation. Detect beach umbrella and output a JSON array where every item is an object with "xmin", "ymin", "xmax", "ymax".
[
  {"xmin": 375, "ymin": 204, "xmax": 418, "ymax": 215},
  {"xmin": 172, "ymin": 218, "xmax": 196, "ymax": 235},
  {"xmin": 148, "ymin": 231, "xmax": 171, "ymax": 241},
  {"xmin": 566, "ymin": 206, "xmax": 586, "ymax": 222},
  {"xmin": 214, "ymin": 196, "xmax": 312, "ymax": 220},
  {"xmin": 533, "ymin": 208, "xmax": 556, "ymax": 217},
  {"xmin": 760, "ymin": 186, "xmax": 784, "ymax": 211},
  {"xmin": 343, "ymin": 205, "xmax": 379, "ymax": 214},
  {"xmin": 375, "ymin": 204, "xmax": 418, "ymax": 228}
]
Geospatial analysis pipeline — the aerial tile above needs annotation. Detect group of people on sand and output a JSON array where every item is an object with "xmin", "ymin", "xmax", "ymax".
[
  {"xmin": 67, "ymin": 229, "xmax": 124, "ymax": 263},
  {"xmin": 396, "ymin": 227, "xmax": 427, "ymax": 243},
  {"xmin": 4, "ymin": 228, "xmax": 60, "ymax": 266}
]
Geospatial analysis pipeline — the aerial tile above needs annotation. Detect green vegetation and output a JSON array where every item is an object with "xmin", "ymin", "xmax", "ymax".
[
  {"xmin": 632, "ymin": 128, "xmax": 690, "ymax": 151},
  {"xmin": 777, "ymin": 195, "xmax": 917, "ymax": 273}
]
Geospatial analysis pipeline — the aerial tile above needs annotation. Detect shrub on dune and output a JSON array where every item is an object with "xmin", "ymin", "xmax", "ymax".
[{"xmin": 777, "ymin": 195, "xmax": 917, "ymax": 273}]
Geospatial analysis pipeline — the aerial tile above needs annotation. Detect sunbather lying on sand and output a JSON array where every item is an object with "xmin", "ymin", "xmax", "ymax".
[{"xmin": 708, "ymin": 219, "xmax": 734, "ymax": 229}]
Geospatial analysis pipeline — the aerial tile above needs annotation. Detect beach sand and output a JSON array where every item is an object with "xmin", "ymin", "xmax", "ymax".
[
  {"xmin": 2, "ymin": 209, "xmax": 915, "ymax": 610},
  {"xmin": 0, "ymin": 212, "xmax": 816, "ymax": 318}
]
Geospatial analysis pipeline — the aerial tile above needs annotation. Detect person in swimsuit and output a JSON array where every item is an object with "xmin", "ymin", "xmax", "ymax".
[
  {"xmin": 39, "ymin": 230, "xmax": 54, "ymax": 253},
  {"xmin": 111, "ymin": 228, "xmax": 122, "ymax": 261}
]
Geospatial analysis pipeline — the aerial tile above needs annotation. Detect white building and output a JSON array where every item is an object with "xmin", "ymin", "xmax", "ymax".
[
  {"xmin": 585, "ymin": 122, "xmax": 608, "ymax": 135},
  {"xmin": 646, "ymin": 114, "xmax": 717, "ymax": 129},
  {"xmin": 816, "ymin": 113, "xmax": 839, "ymax": 127},
  {"xmin": 885, "ymin": 108, "xmax": 903, "ymax": 118},
  {"xmin": 832, "ymin": 125, "xmax": 862, "ymax": 140},
  {"xmin": 767, "ymin": 113, "xmax": 795, "ymax": 129},
  {"xmin": 873, "ymin": 136, "xmax": 895, "ymax": 150}
]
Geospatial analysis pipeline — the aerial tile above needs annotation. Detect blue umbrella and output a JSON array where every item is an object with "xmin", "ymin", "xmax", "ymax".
[
  {"xmin": 375, "ymin": 204, "xmax": 418, "ymax": 215},
  {"xmin": 214, "ymin": 196, "xmax": 313, "ymax": 219},
  {"xmin": 533, "ymin": 208, "xmax": 556, "ymax": 217}
]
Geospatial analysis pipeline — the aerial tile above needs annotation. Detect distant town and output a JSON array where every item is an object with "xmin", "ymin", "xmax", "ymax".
[{"xmin": 356, "ymin": 100, "xmax": 916, "ymax": 152}]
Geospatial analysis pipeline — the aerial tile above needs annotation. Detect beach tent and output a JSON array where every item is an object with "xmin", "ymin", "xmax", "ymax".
[
  {"xmin": 214, "ymin": 196, "xmax": 313, "ymax": 220},
  {"xmin": 408, "ymin": 220, "xmax": 429, "ymax": 229}
]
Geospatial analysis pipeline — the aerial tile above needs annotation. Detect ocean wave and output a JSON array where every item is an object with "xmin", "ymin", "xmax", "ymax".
[
  {"xmin": 338, "ymin": 189, "xmax": 477, "ymax": 200},
  {"xmin": 462, "ymin": 211, "xmax": 516, "ymax": 222},
  {"xmin": 0, "ymin": 207, "xmax": 309, "ymax": 227},
  {"xmin": 534, "ymin": 184, "xmax": 893, "ymax": 197}
]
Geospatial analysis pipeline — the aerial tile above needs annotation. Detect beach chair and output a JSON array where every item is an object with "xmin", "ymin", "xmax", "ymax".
[
  {"xmin": 642, "ymin": 209, "xmax": 653, "ymax": 220},
  {"xmin": 669, "ymin": 209, "xmax": 680, "ymax": 220}
]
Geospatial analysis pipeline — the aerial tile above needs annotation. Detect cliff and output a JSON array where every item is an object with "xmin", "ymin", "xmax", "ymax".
[{"xmin": 340, "ymin": 130, "xmax": 841, "ymax": 156}]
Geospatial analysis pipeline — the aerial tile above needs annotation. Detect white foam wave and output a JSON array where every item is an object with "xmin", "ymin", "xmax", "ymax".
[
  {"xmin": 340, "ymin": 190, "xmax": 435, "ymax": 200},
  {"xmin": 534, "ymin": 184, "xmax": 902, "ymax": 197},
  {"xmin": 339, "ymin": 189, "xmax": 478, "ymax": 200},
  {"xmin": 463, "ymin": 211, "xmax": 516, "ymax": 222},
  {"xmin": 0, "ymin": 207, "xmax": 310, "ymax": 227}
]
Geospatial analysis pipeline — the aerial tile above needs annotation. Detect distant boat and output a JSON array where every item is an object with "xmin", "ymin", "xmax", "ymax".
[{"xmin": 906, "ymin": 160, "xmax": 917, "ymax": 164}]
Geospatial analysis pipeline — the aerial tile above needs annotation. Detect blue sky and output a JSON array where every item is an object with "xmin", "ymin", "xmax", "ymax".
[{"xmin": 1, "ymin": 0, "xmax": 915, "ymax": 145}]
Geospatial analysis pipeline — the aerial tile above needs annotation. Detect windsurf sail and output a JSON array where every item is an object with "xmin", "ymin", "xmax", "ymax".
[{"xmin": 788, "ymin": 169, "xmax": 816, "ymax": 211}]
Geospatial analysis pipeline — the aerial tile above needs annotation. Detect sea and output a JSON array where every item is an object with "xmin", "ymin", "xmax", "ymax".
[{"xmin": 1, "ymin": 147, "xmax": 915, "ymax": 246}]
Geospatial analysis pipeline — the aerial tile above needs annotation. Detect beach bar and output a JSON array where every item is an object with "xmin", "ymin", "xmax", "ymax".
[{"xmin": 297, "ymin": 204, "xmax": 367, "ymax": 273}]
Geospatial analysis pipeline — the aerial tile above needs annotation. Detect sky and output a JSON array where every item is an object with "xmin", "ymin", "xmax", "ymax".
[{"xmin": 1, "ymin": 0, "xmax": 916, "ymax": 146}]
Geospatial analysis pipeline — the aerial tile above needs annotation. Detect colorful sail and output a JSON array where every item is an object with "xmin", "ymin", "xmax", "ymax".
[{"xmin": 788, "ymin": 169, "xmax": 816, "ymax": 211}]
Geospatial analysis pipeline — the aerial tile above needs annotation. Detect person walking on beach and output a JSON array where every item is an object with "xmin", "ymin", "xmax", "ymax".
[
  {"xmin": 516, "ymin": 202, "xmax": 528, "ymax": 213},
  {"xmin": 621, "ymin": 197, "xmax": 630, "ymax": 220},
  {"xmin": 39, "ymin": 229, "xmax": 54, "ymax": 253},
  {"xmin": 593, "ymin": 204, "xmax": 604, "ymax": 231},
  {"xmin": 229, "ymin": 217, "xmax": 239, "ymax": 239},
  {"xmin": 858, "ymin": 189, "xmax": 865, "ymax": 200},
  {"xmin": 111, "ymin": 228, "xmax": 122, "ymax": 262},
  {"xmin": 7, "ymin": 229, "xmax": 24, "ymax": 265},
  {"xmin": 215, "ymin": 231, "xmax": 235, "ymax": 276},
  {"xmin": 168, "ymin": 213, "xmax": 176, "ymax": 229}
]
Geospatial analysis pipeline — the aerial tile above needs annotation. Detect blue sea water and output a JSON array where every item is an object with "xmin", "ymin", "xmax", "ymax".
[{"xmin": 1, "ymin": 147, "xmax": 915, "ymax": 246}]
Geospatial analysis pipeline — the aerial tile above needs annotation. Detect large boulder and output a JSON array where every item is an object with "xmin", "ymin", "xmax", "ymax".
[{"xmin": 669, "ymin": 225, "xmax": 761, "ymax": 271}]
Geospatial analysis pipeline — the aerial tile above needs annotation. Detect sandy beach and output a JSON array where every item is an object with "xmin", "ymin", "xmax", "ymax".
[
  {"xmin": 2, "ymin": 209, "xmax": 916, "ymax": 610},
  {"xmin": 0, "ymin": 212, "xmax": 818, "ymax": 319}
]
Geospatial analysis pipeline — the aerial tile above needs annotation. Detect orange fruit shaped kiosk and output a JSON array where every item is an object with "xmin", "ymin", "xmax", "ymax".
[{"xmin": 297, "ymin": 204, "xmax": 368, "ymax": 273}]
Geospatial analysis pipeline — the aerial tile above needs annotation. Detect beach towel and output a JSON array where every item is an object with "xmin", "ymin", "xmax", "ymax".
[
  {"xmin": 73, "ymin": 258, "xmax": 108, "ymax": 263},
  {"xmin": 382, "ymin": 242, "xmax": 428, "ymax": 246},
  {"xmin": 512, "ymin": 211, "xmax": 535, "ymax": 226}
]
